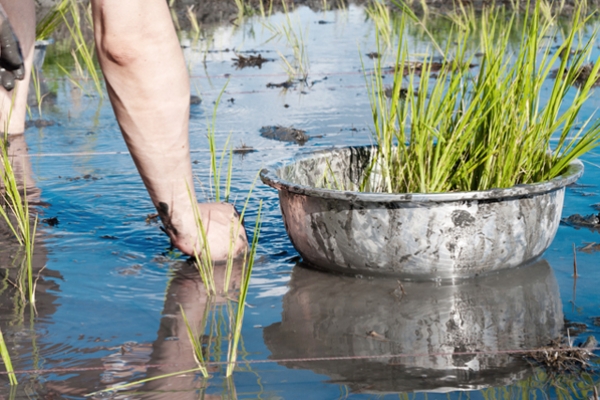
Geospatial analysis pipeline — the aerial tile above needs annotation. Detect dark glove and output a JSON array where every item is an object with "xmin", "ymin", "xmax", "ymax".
[{"xmin": 0, "ymin": 17, "xmax": 24, "ymax": 91}]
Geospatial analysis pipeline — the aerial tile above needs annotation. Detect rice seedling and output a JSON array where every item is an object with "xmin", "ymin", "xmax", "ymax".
[
  {"xmin": 0, "ymin": 134, "xmax": 38, "ymax": 307},
  {"xmin": 275, "ymin": 1, "xmax": 310, "ymax": 83},
  {"xmin": 186, "ymin": 5, "xmax": 202, "ymax": 42},
  {"xmin": 0, "ymin": 327, "xmax": 16, "ymax": 385},
  {"xmin": 365, "ymin": 1, "xmax": 394, "ymax": 49},
  {"xmin": 36, "ymin": 0, "xmax": 70, "ymax": 41},
  {"xmin": 58, "ymin": 0, "xmax": 104, "ymax": 98},
  {"xmin": 360, "ymin": 2, "xmax": 600, "ymax": 194}
]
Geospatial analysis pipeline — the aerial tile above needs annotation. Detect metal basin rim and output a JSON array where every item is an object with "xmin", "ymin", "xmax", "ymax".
[{"xmin": 260, "ymin": 145, "xmax": 584, "ymax": 202}]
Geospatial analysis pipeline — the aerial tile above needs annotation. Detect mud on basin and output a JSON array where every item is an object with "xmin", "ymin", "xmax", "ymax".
[{"xmin": 260, "ymin": 146, "xmax": 584, "ymax": 280}]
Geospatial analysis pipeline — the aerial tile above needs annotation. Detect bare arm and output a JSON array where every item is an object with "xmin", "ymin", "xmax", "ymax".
[{"xmin": 91, "ymin": 0, "xmax": 247, "ymax": 260}]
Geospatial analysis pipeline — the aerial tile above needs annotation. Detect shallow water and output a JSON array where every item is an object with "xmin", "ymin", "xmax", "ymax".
[{"xmin": 1, "ymin": 4, "xmax": 600, "ymax": 399}]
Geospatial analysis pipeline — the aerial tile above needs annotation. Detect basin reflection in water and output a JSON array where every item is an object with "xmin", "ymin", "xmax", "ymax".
[{"xmin": 264, "ymin": 260, "xmax": 563, "ymax": 393}]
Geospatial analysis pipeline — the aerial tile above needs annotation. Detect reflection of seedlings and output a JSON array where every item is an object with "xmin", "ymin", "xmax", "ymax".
[
  {"xmin": 260, "ymin": 125, "xmax": 308, "ymax": 144},
  {"xmin": 233, "ymin": 142, "xmax": 256, "ymax": 155},
  {"xmin": 232, "ymin": 53, "xmax": 271, "ymax": 69}
]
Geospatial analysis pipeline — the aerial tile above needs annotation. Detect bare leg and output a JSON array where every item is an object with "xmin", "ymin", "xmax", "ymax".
[
  {"xmin": 0, "ymin": 0, "xmax": 35, "ymax": 135},
  {"xmin": 91, "ymin": 0, "xmax": 247, "ymax": 260}
]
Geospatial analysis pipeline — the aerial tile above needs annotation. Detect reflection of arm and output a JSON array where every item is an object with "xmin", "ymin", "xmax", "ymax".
[{"xmin": 143, "ymin": 261, "xmax": 243, "ymax": 398}]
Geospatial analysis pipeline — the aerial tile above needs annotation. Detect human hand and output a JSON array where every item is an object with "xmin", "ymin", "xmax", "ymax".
[
  {"xmin": 0, "ymin": 15, "xmax": 24, "ymax": 91},
  {"xmin": 170, "ymin": 202, "xmax": 249, "ymax": 262}
]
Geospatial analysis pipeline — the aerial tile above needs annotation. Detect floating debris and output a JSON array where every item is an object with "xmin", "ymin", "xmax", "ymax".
[
  {"xmin": 233, "ymin": 53, "xmax": 271, "ymax": 69},
  {"xmin": 523, "ymin": 338, "xmax": 595, "ymax": 374},
  {"xmin": 233, "ymin": 142, "xmax": 256, "ymax": 155},
  {"xmin": 260, "ymin": 125, "xmax": 309, "ymax": 145},
  {"xmin": 578, "ymin": 242, "xmax": 600, "ymax": 253},
  {"xmin": 145, "ymin": 213, "xmax": 159, "ymax": 224}
]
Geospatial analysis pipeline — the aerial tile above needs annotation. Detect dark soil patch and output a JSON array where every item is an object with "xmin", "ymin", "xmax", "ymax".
[
  {"xmin": 42, "ymin": 217, "xmax": 59, "ymax": 227},
  {"xmin": 267, "ymin": 80, "xmax": 295, "ymax": 89},
  {"xmin": 393, "ymin": 60, "xmax": 476, "ymax": 77},
  {"xmin": 384, "ymin": 87, "xmax": 418, "ymax": 99},
  {"xmin": 260, "ymin": 125, "xmax": 309, "ymax": 144},
  {"xmin": 233, "ymin": 53, "xmax": 271, "ymax": 69},
  {"xmin": 565, "ymin": 320, "xmax": 588, "ymax": 336},
  {"xmin": 552, "ymin": 63, "xmax": 600, "ymax": 87},
  {"xmin": 61, "ymin": 174, "xmax": 101, "ymax": 182},
  {"xmin": 562, "ymin": 213, "xmax": 600, "ymax": 230}
]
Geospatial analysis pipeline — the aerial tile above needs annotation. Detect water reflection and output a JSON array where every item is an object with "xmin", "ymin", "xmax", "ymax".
[{"xmin": 264, "ymin": 260, "xmax": 563, "ymax": 393}]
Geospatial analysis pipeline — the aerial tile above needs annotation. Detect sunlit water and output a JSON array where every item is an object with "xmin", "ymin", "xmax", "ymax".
[{"xmin": 0, "ymin": 4, "xmax": 599, "ymax": 399}]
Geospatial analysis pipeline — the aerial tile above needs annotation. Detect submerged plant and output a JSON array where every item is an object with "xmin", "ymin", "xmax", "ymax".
[{"xmin": 362, "ymin": 2, "xmax": 600, "ymax": 194}]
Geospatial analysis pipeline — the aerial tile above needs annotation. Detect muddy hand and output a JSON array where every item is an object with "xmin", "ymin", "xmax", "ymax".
[
  {"xmin": 169, "ymin": 202, "xmax": 248, "ymax": 262},
  {"xmin": 0, "ymin": 14, "xmax": 24, "ymax": 91}
]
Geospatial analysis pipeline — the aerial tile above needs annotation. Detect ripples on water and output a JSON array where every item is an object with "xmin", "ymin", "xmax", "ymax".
[{"xmin": 0, "ymin": 3, "xmax": 599, "ymax": 398}]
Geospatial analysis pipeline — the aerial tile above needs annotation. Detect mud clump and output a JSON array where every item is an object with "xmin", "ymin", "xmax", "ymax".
[
  {"xmin": 190, "ymin": 95, "xmax": 202, "ymax": 105},
  {"xmin": 563, "ymin": 212, "xmax": 600, "ymax": 230},
  {"xmin": 260, "ymin": 125, "xmax": 309, "ymax": 145},
  {"xmin": 233, "ymin": 53, "xmax": 271, "ymax": 69},
  {"xmin": 266, "ymin": 80, "xmax": 295, "ymax": 89},
  {"xmin": 42, "ymin": 217, "xmax": 59, "ymax": 227}
]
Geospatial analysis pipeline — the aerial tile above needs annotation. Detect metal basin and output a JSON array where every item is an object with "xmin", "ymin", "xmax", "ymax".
[{"xmin": 260, "ymin": 146, "xmax": 584, "ymax": 280}]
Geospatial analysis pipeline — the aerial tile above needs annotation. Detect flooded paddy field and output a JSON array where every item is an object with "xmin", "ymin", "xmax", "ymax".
[{"xmin": 1, "ymin": 1, "xmax": 600, "ymax": 398}]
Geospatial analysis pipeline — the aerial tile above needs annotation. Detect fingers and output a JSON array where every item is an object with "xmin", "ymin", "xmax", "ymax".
[
  {"xmin": 0, "ymin": 68, "xmax": 15, "ymax": 90},
  {"xmin": 0, "ymin": 19, "xmax": 24, "ymax": 91},
  {"xmin": 0, "ymin": 20, "xmax": 23, "ymax": 69}
]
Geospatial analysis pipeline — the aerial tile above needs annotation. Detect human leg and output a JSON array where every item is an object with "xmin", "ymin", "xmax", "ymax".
[
  {"xmin": 91, "ymin": 0, "xmax": 247, "ymax": 259},
  {"xmin": 0, "ymin": 0, "xmax": 35, "ymax": 135}
]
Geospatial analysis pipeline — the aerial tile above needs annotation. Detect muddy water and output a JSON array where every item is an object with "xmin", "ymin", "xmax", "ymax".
[{"xmin": 1, "ymin": 4, "xmax": 599, "ymax": 399}]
